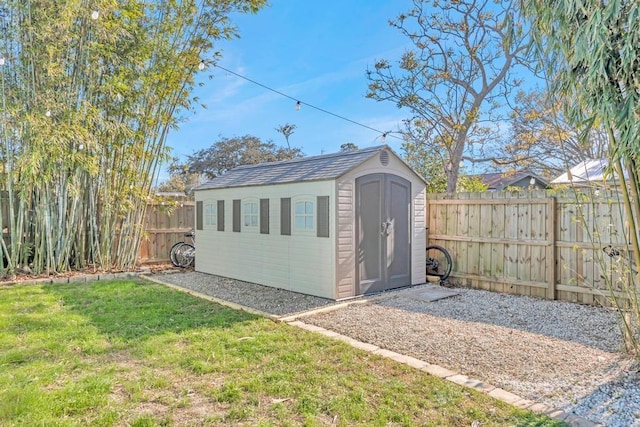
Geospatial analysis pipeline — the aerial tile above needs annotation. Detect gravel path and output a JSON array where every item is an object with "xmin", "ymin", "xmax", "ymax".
[
  {"xmin": 152, "ymin": 271, "xmax": 640, "ymax": 426},
  {"xmin": 153, "ymin": 271, "xmax": 336, "ymax": 316}
]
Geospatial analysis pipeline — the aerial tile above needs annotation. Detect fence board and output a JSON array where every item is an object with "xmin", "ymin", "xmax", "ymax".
[
  {"xmin": 427, "ymin": 190, "xmax": 634, "ymax": 306},
  {"xmin": 139, "ymin": 202, "xmax": 195, "ymax": 263},
  {"xmin": 478, "ymin": 192, "xmax": 493, "ymax": 291}
]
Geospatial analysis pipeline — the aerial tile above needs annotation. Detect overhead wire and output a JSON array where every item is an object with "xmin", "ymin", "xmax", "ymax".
[{"xmin": 212, "ymin": 64, "xmax": 403, "ymax": 142}]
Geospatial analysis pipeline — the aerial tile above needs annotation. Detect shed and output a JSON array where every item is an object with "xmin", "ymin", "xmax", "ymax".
[{"xmin": 193, "ymin": 145, "xmax": 427, "ymax": 300}]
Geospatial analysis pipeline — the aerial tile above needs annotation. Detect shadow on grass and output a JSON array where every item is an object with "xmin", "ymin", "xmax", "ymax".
[{"xmin": 46, "ymin": 279, "xmax": 259, "ymax": 343}]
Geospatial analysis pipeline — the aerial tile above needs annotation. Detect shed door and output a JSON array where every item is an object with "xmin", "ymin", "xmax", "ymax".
[{"xmin": 356, "ymin": 173, "xmax": 411, "ymax": 294}]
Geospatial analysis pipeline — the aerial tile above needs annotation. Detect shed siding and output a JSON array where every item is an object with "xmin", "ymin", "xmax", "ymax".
[
  {"xmin": 336, "ymin": 151, "xmax": 427, "ymax": 297},
  {"xmin": 195, "ymin": 180, "xmax": 337, "ymax": 299},
  {"xmin": 336, "ymin": 181, "xmax": 355, "ymax": 299}
]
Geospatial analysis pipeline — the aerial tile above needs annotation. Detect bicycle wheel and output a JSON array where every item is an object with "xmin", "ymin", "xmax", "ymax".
[
  {"xmin": 169, "ymin": 242, "xmax": 185, "ymax": 267},
  {"xmin": 173, "ymin": 243, "xmax": 195, "ymax": 268},
  {"xmin": 426, "ymin": 245, "xmax": 452, "ymax": 281}
]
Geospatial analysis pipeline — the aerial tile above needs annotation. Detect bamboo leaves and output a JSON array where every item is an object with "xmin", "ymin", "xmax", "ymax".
[
  {"xmin": 527, "ymin": 0, "xmax": 640, "ymax": 355},
  {"xmin": 0, "ymin": 0, "xmax": 266, "ymax": 275}
]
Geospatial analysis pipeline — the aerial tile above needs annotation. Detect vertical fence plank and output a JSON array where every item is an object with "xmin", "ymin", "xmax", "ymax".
[
  {"xmin": 518, "ymin": 191, "xmax": 532, "ymax": 296},
  {"xmin": 546, "ymin": 196, "xmax": 557, "ymax": 300},
  {"xmin": 491, "ymin": 191, "xmax": 506, "ymax": 293},
  {"xmin": 528, "ymin": 191, "xmax": 546, "ymax": 299},
  {"xmin": 478, "ymin": 192, "xmax": 493, "ymax": 291}
]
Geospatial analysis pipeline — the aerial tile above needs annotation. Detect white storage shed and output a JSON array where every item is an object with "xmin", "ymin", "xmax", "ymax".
[{"xmin": 193, "ymin": 145, "xmax": 427, "ymax": 300}]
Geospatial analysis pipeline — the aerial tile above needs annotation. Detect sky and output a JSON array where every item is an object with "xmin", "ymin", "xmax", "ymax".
[{"xmin": 165, "ymin": 0, "xmax": 415, "ymax": 171}]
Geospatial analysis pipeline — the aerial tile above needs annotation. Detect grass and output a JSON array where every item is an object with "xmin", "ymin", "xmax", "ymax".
[{"xmin": 0, "ymin": 279, "xmax": 564, "ymax": 426}]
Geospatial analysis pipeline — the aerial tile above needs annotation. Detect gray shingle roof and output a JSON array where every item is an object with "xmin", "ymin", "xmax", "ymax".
[
  {"xmin": 468, "ymin": 171, "xmax": 548, "ymax": 190},
  {"xmin": 194, "ymin": 145, "xmax": 388, "ymax": 190}
]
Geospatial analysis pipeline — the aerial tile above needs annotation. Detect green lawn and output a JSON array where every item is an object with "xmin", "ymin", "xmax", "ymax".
[{"xmin": 0, "ymin": 279, "xmax": 563, "ymax": 426}]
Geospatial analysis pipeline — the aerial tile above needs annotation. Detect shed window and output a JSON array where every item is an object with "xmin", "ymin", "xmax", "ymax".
[
  {"xmin": 294, "ymin": 200, "xmax": 314, "ymax": 231},
  {"xmin": 243, "ymin": 201, "xmax": 259, "ymax": 228},
  {"xmin": 204, "ymin": 202, "xmax": 217, "ymax": 227}
]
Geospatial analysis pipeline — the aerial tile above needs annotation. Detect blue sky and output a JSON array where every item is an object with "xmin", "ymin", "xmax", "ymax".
[{"xmin": 166, "ymin": 1, "xmax": 414, "ymax": 167}]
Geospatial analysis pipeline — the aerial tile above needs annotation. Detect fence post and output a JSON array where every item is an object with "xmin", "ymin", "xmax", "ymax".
[{"xmin": 546, "ymin": 196, "xmax": 557, "ymax": 300}]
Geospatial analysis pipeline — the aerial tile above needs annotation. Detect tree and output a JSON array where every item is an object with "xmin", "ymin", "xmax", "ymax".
[
  {"xmin": 340, "ymin": 143, "xmax": 359, "ymax": 152},
  {"xmin": 275, "ymin": 123, "xmax": 297, "ymax": 149},
  {"xmin": 526, "ymin": 0, "xmax": 640, "ymax": 353},
  {"xmin": 366, "ymin": 0, "xmax": 530, "ymax": 193},
  {"xmin": 506, "ymin": 90, "xmax": 609, "ymax": 178},
  {"xmin": 0, "ymin": 0, "xmax": 266, "ymax": 274},
  {"xmin": 155, "ymin": 158, "xmax": 202, "ymax": 196},
  {"xmin": 185, "ymin": 135, "xmax": 303, "ymax": 179}
]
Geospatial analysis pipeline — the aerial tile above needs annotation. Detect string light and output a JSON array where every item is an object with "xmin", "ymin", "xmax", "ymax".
[
  {"xmin": 213, "ymin": 64, "xmax": 402, "ymax": 142},
  {"xmin": 78, "ymin": 143, "xmax": 84, "ymax": 151},
  {"xmin": 0, "ymin": 57, "xmax": 5, "ymax": 66},
  {"xmin": 91, "ymin": 10, "xmax": 99, "ymax": 20},
  {"xmin": 381, "ymin": 132, "xmax": 388, "ymax": 143},
  {"xmin": 198, "ymin": 61, "xmax": 205, "ymax": 71},
  {"xmin": 45, "ymin": 110, "xmax": 51, "ymax": 117}
]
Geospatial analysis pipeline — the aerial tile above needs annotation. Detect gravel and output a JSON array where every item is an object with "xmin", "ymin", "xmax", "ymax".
[
  {"xmin": 152, "ymin": 271, "xmax": 640, "ymax": 426},
  {"xmin": 152, "ymin": 271, "xmax": 336, "ymax": 316}
]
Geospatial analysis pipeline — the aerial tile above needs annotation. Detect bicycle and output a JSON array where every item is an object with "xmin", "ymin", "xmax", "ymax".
[
  {"xmin": 602, "ymin": 244, "xmax": 638, "ymax": 276},
  {"xmin": 170, "ymin": 231, "xmax": 195, "ymax": 268},
  {"xmin": 426, "ymin": 245, "xmax": 452, "ymax": 281}
]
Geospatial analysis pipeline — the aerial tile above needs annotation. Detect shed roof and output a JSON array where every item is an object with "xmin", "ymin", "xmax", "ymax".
[{"xmin": 195, "ymin": 145, "xmax": 411, "ymax": 190}]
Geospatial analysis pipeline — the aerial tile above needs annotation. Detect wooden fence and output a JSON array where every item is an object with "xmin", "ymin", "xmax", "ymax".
[
  {"xmin": 427, "ymin": 189, "xmax": 634, "ymax": 306},
  {"xmin": 0, "ymin": 197, "xmax": 194, "ymax": 264},
  {"xmin": 139, "ymin": 202, "xmax": 195, "ymax": 263}
]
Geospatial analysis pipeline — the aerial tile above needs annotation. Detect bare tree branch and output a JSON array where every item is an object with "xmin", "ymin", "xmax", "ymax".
[{"xmin": 366, "ymin": 0, "xmax": 532, "ymax": 193}]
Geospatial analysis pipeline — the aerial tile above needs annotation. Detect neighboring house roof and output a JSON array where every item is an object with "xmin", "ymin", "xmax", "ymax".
[
  {"xmin": 550, "ymin": 159, "xmax": 617, "ymax": 186},
  {"xmin": 469, "ymin": 171, "xmax": 548, "ymax": 191},
  {"xmin": 195, "ymin": 145, "xmax": 422, "ymax": 190}
]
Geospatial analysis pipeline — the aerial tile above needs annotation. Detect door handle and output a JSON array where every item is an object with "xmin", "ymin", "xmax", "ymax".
[{"xmin": 381, "ymin": 220, "xmax": 391, "ymax": 235}]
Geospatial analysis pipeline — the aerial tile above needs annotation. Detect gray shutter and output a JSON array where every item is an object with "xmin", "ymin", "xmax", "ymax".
[
  {"xmin": 280, "ymin": 198, "xmax": 291, "ymax": 236},
  {"xmin": 233, "ymin": 199, "xmax": 241, "ymax": 232},
  {"xmin": 317, "ymin": 196, "xmax": 329, "ymax": 237},
  {"xmin": 217, "ymin": 200, "xmax": 224, "ymax": 231},
  {"xmin": 260, "ymin": 199, "xmax": 269, "ymax": 234},
  {"xmin": 196, "ymin": 201, "xmax": 203, "ymax": 230}
]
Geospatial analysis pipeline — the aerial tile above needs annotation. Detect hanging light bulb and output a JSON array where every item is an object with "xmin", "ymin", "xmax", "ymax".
[
  {"xmin": 381, "ymin": 132, "xmax": 387, "ymax": 143},
  {"xmin": 45, "ymin": 110, "xmax": 51, "ymax": 117},
  {"xmin": 78, "ymin": 143, "xmax": 85, "ymax": 151},
  {"xmin": 91, "ymin": 10, "xmax": 99, "ymax": 20},
  {"xmin": 0, "ymin": 57, "xmax": 5, "ymax": 66},
  {"xmin": 198, "ymin": 61, "xmax": 205, "ymax": 71},
  {"xmin": 295, "ymin": 101, "xmax": 301, "ymax": 111},
  {"xmin": 106, "ymin": 168, "xmax": 111, "ymax": 174}
]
